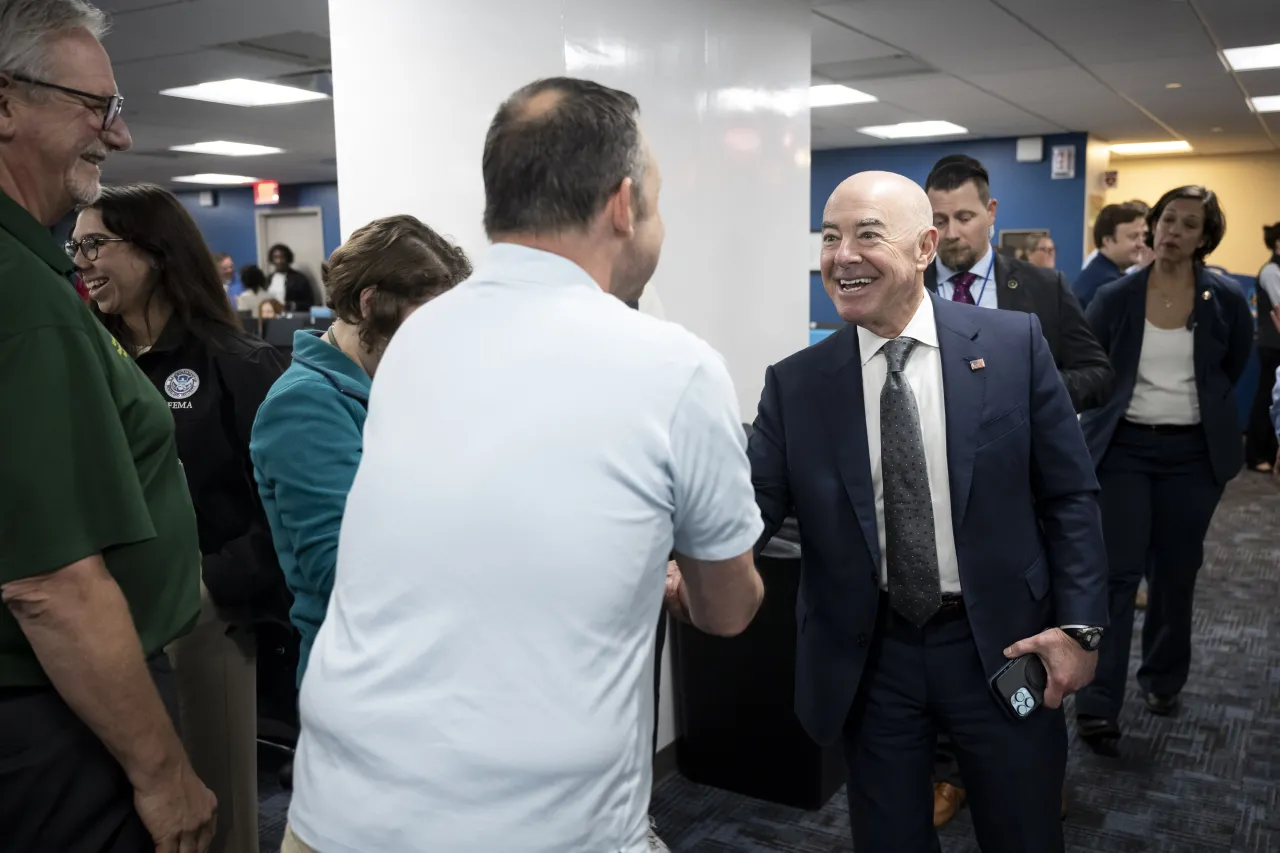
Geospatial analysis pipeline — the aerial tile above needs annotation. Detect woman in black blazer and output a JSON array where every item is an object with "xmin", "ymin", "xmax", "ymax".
[{"xmin": 1074, "ymin": 186, "xmax": 1252, "ymax": 755}]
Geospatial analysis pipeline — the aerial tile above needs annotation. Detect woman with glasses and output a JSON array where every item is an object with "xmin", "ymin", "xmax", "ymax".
[
  {"xmin": 71, "ymin": 183, "xmax": 289, "ymax": 853},
  {"xmin": 1074, "ymin": 186, "xmax": 1252, "ymax": 755}
]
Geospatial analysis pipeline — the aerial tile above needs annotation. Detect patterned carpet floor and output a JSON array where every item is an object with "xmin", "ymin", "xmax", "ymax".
[{"xmin": 259, "ymin": 473, "xmax": 1279, "ymax": 852}]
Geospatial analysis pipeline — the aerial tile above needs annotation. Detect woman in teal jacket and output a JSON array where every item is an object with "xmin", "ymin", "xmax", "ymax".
[{"xmin": 250, "ymin": 215, "xmax": 471, "ymax": 683}]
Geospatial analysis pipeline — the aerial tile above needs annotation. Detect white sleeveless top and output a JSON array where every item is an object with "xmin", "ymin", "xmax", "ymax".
[{"xmin": 1125, "ymin": 321, "xmax": 1199, "ymax": 425}]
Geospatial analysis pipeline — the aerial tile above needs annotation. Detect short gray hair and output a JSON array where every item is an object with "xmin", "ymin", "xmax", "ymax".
[{"xmin": 0, "ymin": 0, "xmax": 108, "ymax": 91}]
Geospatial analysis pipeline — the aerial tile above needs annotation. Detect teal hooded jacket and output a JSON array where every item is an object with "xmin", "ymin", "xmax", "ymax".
[{"xmin": 250, "ymin": 329, "xmax": 370, "ymax": 684}]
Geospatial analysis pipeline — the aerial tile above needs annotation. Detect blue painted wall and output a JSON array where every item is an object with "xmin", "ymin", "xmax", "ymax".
[
  {"xmin": 172, "ymin": 181, "xmax": 342, "ymax": 270},
  {"xmin": 809, "ymin": 133, "xmax": 1088, "ymax": 326}
]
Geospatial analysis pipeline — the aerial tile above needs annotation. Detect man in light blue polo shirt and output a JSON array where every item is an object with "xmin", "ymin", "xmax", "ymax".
[{"xmin": 281, "ymin": 77, "xmax": 765, "ymax": 853}]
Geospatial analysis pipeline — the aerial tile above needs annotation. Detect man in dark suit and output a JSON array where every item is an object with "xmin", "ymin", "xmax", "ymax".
[
  {"xmin": 1072, "ymin": 203, "xmax": 1148, "ymax": 311},
  {"xmin": 748, "ymin": 171, "xmax": 1108, "ymax": 852},
  {"xmin": 922, "ymin": 154, "xmax": 1114, "ymax": 823},
  {"xmin": 923, "ymin": 155, "xmax": 1113, "ymax": 414}
]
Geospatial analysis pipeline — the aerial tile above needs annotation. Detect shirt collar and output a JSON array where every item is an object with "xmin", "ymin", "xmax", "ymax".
[
  {"xmin": 0, "ymin": 190, "xmax": 75, "ymax": 278},
  {"xmin": 857, "ymin": 290, "xmax": 940, "ymax": 366},
  {"xmin": 477, "ymin": 243, "xmax": 605, "ymax": 293},
  {"xmin": 935, "ymin": 244, "xmax": 993, "ymax": 286}
]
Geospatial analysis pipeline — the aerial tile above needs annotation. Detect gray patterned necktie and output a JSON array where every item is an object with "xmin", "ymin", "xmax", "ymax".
[{"xmin": 880, "ymin": 337, "xmax": 941, "ymax": 627}]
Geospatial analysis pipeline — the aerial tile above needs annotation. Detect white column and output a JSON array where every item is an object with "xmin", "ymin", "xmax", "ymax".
[
  {"xmin": 329, "ymin": 0, "xmax": 811, "ymax": 418},
  {"xmin": 1082, "ymin": 136, "xmax": 1112, "ymax": 264},
  {"xmin": 329, "ymin": 0, "xmax": 812, "ymax": 752}
]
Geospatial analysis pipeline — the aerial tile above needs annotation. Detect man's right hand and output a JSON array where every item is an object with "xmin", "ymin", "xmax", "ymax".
[
  {"xmin": 663, "ymin": 561, "xmax": 693, "ymax": 624},
  {"xmin": 133, "ymin": 762, "xmax": 218, "ymax": 853}
]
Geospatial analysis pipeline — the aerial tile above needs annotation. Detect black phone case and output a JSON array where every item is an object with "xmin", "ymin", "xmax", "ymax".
[{"xmin": 990, "ymin": 653, "xmax": 1047, "ymax": 720}]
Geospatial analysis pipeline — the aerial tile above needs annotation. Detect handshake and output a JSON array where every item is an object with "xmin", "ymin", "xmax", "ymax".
[{"xmin": 661, "ymin": 557, "xmax": 763, "ymax": 638}]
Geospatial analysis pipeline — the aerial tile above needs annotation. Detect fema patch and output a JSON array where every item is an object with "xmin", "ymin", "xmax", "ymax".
[{"xmin": 164, "ymin": 369, "xmax": 200, "ymax": 400}]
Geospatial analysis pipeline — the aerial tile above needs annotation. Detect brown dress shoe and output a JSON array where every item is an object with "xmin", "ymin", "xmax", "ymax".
[{"xmin": 933, "ymin": 782, "xmax": 966, "ymax": 827}]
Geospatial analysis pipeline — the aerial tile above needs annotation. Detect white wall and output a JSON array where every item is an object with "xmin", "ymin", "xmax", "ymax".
[
  {"xmin": 1082, "ymin": 136, "xmax": 1112, "ymax": 259},
  {"xmin": 329, "ymin": 0, "xmax": 811, "ymax": 752}
]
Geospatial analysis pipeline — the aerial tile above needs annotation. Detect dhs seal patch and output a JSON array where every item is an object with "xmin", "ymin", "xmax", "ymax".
[{"xmin": 164, "ymin": 369, "xmax": 200, "ymax": 400}]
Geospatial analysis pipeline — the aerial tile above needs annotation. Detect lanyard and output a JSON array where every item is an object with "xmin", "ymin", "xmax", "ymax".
[{"xmin": 972, "ymin": 251, "xmax": 993, "ymax": 305}]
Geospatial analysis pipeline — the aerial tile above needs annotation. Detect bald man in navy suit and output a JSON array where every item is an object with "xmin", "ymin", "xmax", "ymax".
[{"xmin": 747, "ymin": 171, "xmax": 1107, "ymax": 852}]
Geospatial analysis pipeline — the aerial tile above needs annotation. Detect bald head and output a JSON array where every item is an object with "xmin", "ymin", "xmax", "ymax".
[
  {"xmin": 818, "ymin": 170, "xmax": 940, "ymax": 338},
  {"xmin": 827, "ymin": 171, "xmax": 934, "ymax": 239}
]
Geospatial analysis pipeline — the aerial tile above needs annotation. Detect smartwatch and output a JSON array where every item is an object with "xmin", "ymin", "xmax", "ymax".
[{"xmin": 1061, "ymin": 626, "xmax": 1104, "ymax": 652}]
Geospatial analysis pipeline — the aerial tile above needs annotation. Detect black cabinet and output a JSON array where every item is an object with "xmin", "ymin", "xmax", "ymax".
[{"xmin": 670, "ymin": 552, "xmax": 846, "ymax": 810}]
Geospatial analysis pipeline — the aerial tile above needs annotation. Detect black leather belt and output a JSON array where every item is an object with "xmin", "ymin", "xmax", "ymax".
[
  {"xmin": 933, "ymin": 593, "xmax": 966, "ymax": 623},
  {"xmin": 1120, "ymin": 419, "xmax": 1200, "ymax": 435}
]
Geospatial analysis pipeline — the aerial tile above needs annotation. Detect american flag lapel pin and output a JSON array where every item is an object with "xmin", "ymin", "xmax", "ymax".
[{"xmin": 969, "ymin": 358, "xmax": 986, "ymax": 371}]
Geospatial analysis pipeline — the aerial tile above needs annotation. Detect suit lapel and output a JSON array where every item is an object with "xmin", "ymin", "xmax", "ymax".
[
  {"xmin": 1115, "ymin": 269, "xmax": 1149, "ymax": 382},
  {"xmin": 1190, "ymin": 268, "xmax": 1218, "ymax": 388},
  {"xmin": 817, "ymin": 327, "xmax": 881, "ymax": 568},
  {"xmin": 993, "ymin": 253, "xmax": 1030, "ymax": 312},
  {"xmin": 932, "ymin": 296, "xmax": 985, "ymax": 531}
]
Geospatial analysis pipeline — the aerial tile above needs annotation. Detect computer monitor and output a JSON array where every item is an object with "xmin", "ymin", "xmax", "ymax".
[{"xmin": 262, "ymin": 314, "xmax": 309, "ymax": 348}]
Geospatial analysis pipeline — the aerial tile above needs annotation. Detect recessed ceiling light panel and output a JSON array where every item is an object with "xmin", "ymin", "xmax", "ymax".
[
  {"xmin": 160, "ymin": 78, "xmax": 329, "ymax": 107},
  {"xmin": 171, "ymin": 173, "xmax": 261, "ymax": 185},
  {"xmin": 857, "ymin": 120, "xmax": 967, "ymax": 139},
  {"xmin": 1221, "ymin": 43, "xmax": 1280, "ymax": 72},
  {"xmin": 1250, "ymin": 95, "xmax": 1280, "ymax": 113},
  {"xmin": 810, "ymin": 84, "xmax": 877, "ymax": 108},
  {"xmin": 169, "ymin": 140, "xmax": 284, "ymax": 156},
  {"xmin": 1108, "ymin": 141, "xmax": 1192, "ymax": 155}
]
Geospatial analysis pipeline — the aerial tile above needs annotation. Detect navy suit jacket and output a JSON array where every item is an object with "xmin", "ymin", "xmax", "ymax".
[
  {"xmin": 1079, "ymin": 267, "xmax": 1253, "ymax": 486},
  {"xmin": 747, "ymin": 292, "xmax": 1108, "ymax": 746},
  {"xmin": 1071, "ymin": 252, "xmax": 1125, "ymax": 311},
  {"xmin": 925, "ymin": 253, "xmax": 1113, "ymax": 412}
]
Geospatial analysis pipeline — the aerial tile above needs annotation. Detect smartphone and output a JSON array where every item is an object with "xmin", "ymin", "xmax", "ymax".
[{"xmin": 989, "ymin": 653, "xmax": 1047, "ymax": 720}]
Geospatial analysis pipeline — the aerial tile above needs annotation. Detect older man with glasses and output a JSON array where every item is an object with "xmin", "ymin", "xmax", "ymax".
[{"xmin": 0, "ymin": 2, "xmax": 217, "ymax": 852}]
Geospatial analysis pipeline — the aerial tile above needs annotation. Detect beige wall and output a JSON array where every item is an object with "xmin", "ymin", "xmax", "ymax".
[{"xmin": 1105, "ymin": 151, "xmax": 1280, "ymax": 276}]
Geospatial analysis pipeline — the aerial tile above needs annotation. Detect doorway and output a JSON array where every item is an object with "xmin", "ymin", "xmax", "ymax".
[{"xmin": 256, "ymin": 207, "xmax": 326, "ymax": 307}]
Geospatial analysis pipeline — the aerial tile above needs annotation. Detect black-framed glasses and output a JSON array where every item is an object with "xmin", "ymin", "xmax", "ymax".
[
  {"xmin": 65, "ymin": 236, "xmax": 125, "ymax": 262},
  {"xmin": 8, "ymin": 73, "xmax": 124, "ymax": 131}
]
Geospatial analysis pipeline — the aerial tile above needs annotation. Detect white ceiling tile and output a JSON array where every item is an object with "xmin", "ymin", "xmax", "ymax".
[
  {"xmin": 810, "ymin": 13, "xmax": 899, "ymax": 64},
  {"xmin": 1197, "ymin": 0, "xmax": 1280, "ymax": 51}
]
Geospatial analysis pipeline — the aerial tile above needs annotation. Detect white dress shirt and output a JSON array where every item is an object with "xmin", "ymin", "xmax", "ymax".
[
  {"xmin": 935, "ymin": 246, "xmax": 997, "ymax": 310},
  {"xmin": 857, "ymin": 294, "xmax": 962, "ymax": 594},
  {"xmin": 267, "ymin": 271, "xmax": 287, "ymax": 302}
]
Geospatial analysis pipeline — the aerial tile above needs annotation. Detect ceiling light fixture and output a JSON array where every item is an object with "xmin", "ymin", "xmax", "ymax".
[
  {"xmin": 169, "ymin": 140, "xmax": 284, "ymax": 157},
  {"xmin": 171, "ymin": 173, "xmax": 260, "ymax": 185},
  {"xmin": 1108, "ymin": 141, "xmax": 1193, "ymax": 155},
  {"xmin": 160, "ymin": 78, "xmax": 329, "ymax": 107},
  {"xmin": 1221, "ymin": 42, "xmax": 1280, "ymax": 72},
  {"xmin": 1165, "ymin": 82, "xmax": 1182, "ymax": 89},
  {"xmin": 857, "ymin": 120, "xmax": 967, "ymax": 140},
  {"xmin": 810, "ymin": 84, "xmax": 877, "ymax": 108},
  {"xmin": 1249, "ymin": 94, "xmax": 1280, "ymax": 113}
]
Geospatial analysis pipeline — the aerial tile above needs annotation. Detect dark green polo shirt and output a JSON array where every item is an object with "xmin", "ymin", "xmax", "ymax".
[{"xmin": 0, "ymin": 191, "xmax": 200, "ymax": 686}]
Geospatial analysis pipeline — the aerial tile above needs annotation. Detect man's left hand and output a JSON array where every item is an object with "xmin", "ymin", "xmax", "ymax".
[{"xmin": 1003, "ymin": 628, "xmax": 1097, "ymax": 709}]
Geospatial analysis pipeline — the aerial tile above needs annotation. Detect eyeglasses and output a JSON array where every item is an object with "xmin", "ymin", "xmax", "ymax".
[
  {"xmin": 65, "ymin": 236, "xmax": 125, "ymax": 262},
  {"xmin": 8, "ymin": 73, "xmax": 124, "ymax": 131}
]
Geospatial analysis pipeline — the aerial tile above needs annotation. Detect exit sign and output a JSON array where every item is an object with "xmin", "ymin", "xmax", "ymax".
[{"xmin": 253, "ymin": 180, "xmax": 280, "ymax": 205}]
